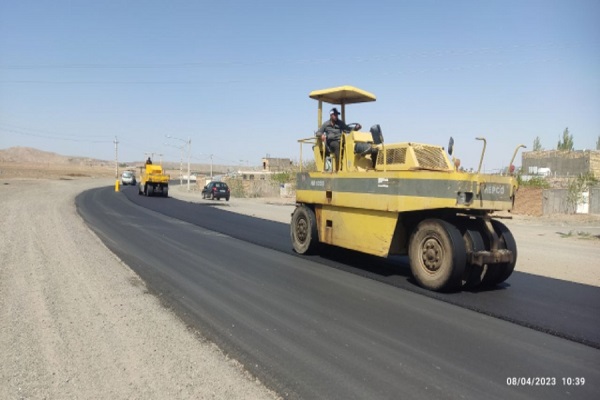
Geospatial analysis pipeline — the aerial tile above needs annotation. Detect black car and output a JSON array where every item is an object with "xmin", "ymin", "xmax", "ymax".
[{"xmin": 202, "ymin": 181, "xmax": 230, "ymax": 201}]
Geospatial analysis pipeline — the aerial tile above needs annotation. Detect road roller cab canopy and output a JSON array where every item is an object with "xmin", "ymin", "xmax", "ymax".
[{"xmin": 309, "ymin": 85, "xmax": 376, "ymax": 128}]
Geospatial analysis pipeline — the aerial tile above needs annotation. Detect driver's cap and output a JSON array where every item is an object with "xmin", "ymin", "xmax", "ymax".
[{"xmin": 329, "ymin": 107, "xmax": 340, "ymax": 115}]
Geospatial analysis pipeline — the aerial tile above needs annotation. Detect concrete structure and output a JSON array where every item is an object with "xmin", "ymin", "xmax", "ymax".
[
  {"xmin": 542, "ymin": 188, "xmax": 600, "ymax": 215},
  {"xmin": 591, "ymin": 188, "xmax": 600, "ymax": 214},
  {"xmin": 522, "ymin": 150, "xmax": 600, "ymax": 177},
  {"xmin": 236, "ymin": 170, "xmax": 272, "ymax": 180},
  {"xmin": 261, "ymin": 157, "xmax": 292, "ymax": 172}
]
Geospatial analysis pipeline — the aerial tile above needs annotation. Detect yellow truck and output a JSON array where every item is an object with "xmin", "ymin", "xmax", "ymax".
[
  {"xmin": 291, "ymin": 86, "xmax": 525, "ymax": 292},
  {"xmin": 138, "ymin": 162, "xmax": 170, "ymax": 197}
]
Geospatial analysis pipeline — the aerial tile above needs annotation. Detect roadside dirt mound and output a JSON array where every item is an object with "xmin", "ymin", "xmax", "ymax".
[
  {"xmin": 0, "ymin": 147, "xmax": 117, "ymax": 179},
  {"xmin": 0, "ymin": 162, "xmax": 115, "ymax": 180},
  {"xmin": 0, "ymin": 146, "xmax": 107, "ymax": 165},
  {"xmin": 513, "ymin": 187, "xmax": 543, "ymax": 216}
]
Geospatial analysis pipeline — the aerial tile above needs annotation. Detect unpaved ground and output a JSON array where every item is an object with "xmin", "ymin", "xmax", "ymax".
[
  {"xmin": 1, "ymin": 176, "xmax": 599, "ymax": 400},
  {"xmin": 0, "ymin": 178, "xmax": 279, "ymax": 400}
]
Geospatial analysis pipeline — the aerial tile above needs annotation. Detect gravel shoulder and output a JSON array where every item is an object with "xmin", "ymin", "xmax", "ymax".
[{"xmin": 0, "ymin": 178, "xmax": 279, "ymax": 400}]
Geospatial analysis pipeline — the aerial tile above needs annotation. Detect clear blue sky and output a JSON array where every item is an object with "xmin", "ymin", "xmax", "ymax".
[{"xmin": 1, "ymin": 0, "xmax": 599, "ymax": 171}]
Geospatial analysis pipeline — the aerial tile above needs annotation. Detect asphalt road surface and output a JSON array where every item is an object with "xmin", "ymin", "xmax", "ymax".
[{"xmin": 76, "ymin": 185, "xmax": 600, "ymax": 400}]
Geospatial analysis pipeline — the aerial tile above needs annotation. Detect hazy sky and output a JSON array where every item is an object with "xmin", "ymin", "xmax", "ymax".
[{"xmin": 1, "ymin": 0, "xmax": 599, "ymax": 171}]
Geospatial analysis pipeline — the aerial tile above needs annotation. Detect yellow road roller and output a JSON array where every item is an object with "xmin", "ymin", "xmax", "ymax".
[{"xmin": 291, "ymin": 86, "xmax": 525, "ymax": 292}]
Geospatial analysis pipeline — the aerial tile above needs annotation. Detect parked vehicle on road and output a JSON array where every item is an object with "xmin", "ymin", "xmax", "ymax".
[{"xmin": 202, "ymin": 181, "xmax": 230, "ymax": 201}]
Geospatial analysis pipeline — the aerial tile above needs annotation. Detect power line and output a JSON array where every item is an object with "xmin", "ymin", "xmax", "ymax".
[
  {"xmin": 1, "ymin": 41, "xmax": 595, "ymax": 71},
  {"xmin": 2, "ymin": 53, "xmax": 596, "ymax": 86},
  {"xmin": 0, "ymin": 124, "xmax": 113, "ymax": 143},
  {"xmin": 0, "ymin": 79, "xmax": 242, "ymax": 85}
]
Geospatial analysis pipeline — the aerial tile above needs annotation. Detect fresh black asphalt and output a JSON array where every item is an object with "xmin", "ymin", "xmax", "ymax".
[
  {"xmin": 76, "ymin": 185, "xmax": 600, "ymax": 399},
  {"xmin": 119, "ymin": 185, "xmax": 600, "ymax": 349}
]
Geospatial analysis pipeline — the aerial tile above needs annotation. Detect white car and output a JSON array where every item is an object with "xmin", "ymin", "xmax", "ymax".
[{"xmin": 121, "ymin": 170, "xmax": 136, "ymax": 186}]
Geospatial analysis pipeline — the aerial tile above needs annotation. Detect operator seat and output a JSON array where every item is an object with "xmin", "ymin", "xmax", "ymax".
[
  {"xmin": 354, "ymin": 125, "xmax": 384, "ymax": 168},
  {"xmin": 370, "ymin": 124, "xmax": 384, "ymax": 145}
]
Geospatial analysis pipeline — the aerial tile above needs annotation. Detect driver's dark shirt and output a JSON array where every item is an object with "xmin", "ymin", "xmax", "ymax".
[{"xmin": 316, "ymin": 119, "xmax": 352, "ymax": 142}]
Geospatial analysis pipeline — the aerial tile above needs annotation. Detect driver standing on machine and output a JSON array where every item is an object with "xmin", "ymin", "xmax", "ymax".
[{"xmin": 316, "ymin": 107, "xmax": 361, "ymax": 171}]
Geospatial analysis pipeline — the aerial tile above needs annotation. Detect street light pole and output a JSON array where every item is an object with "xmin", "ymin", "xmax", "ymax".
[
  {"xmin": 166, "ymin": 135, "xmax": 192, "ymax": 191},
  {"xmin": 187, "ymin": 137, "xmax": 191, "ymax": 191},
  {"xmin": 113, "ymin": 136, "xmax": 119, "ymax": 179},
  {"xmin": 179, "ymin": 148, "xmax": 183, "ymax": 186},
  {"xmin": 164, "ymin": 143, "xmax": 184, "ymax": 185}
]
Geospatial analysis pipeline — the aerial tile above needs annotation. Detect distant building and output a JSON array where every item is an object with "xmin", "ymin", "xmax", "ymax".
[
  {"xmin": 237, "ymin": 170, "xmax": 272, "ymax": 180},
  {"xmin": 227, "ymin": 156, "xmax": 293, "ymax": 182},
  {"xmin": 522, "ymin": 150, "xmax": 600, "ymax": 177},
  {"xmin": 261, "ymin": 157, "xmax": 292, "ymax": 172}
]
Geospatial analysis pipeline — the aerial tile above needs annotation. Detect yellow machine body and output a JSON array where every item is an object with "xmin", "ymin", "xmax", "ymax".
[
  {"xmin": 292, "ymin": 85, "xmax": 524, "ymax": 291},
  {"xmin": 138, "ymin": 164, "xmax": 170, "ymax": 197}
]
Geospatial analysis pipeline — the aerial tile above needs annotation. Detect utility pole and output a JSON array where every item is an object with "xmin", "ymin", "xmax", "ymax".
[
  {"xmin": 210, "ymin": 154, "xmax": 214, "ymax": 180},
  {"xmin": 187, "ymin": 138, "xmax": 191, "ymax": 191},
  {"xmin": 114, "ymin": 136, "xmax": 119, "ymax": 178}
]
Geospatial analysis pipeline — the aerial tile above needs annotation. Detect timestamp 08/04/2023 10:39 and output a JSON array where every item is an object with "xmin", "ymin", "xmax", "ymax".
[{"xmin": 506, "ymin": 377, "xmax": 585, "ymax": 387}]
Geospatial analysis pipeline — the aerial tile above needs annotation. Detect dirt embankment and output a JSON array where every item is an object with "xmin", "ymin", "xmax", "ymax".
[
  {"xmin": 0, "ymin": 177, "xmax": 279, "ymax": 400},
  {"xmin": 513, "ymin": 187, "xmax": 544, "ymax": 216}
]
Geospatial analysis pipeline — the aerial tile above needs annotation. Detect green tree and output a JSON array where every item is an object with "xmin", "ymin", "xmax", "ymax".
[
  {"xmin": 596, "ymin": 135, "xmax": 600, "ymax": 150},
  {"xmin": 566, "ymin": 173, "xmax": 599, "ymax": 214},
  {"xmin": 271, "ymin": 172, "xmax": 293, "ymax": 185},
  {"xmin": 557, "ymin": 127, "xmax": 574, "ymax": 151},
  {"xmin": 533, "ymin": 136, "xmax": 543, "ymax": 151}
]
